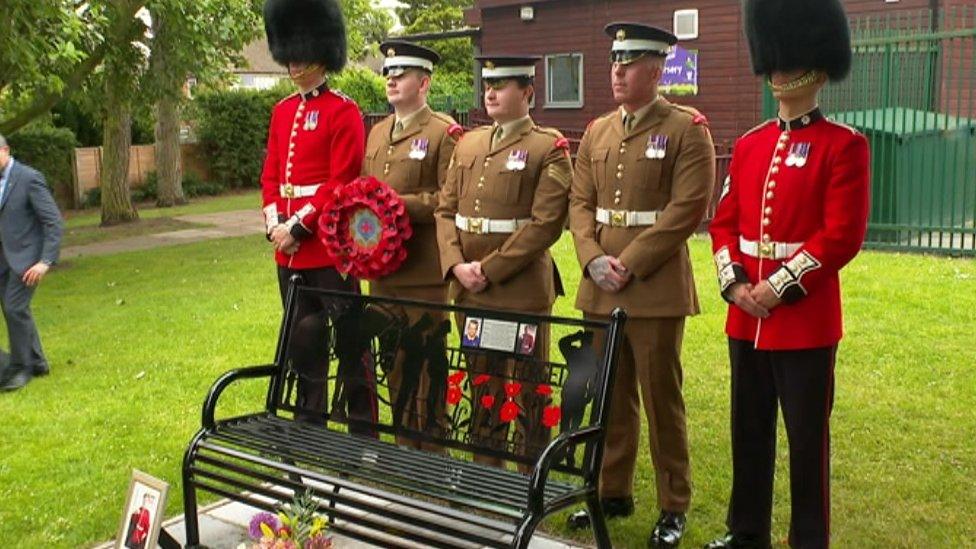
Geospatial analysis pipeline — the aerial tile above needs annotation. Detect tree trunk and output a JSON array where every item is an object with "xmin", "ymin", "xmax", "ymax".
[
  {"xmin": 100, "ymin": 65, "xmax": 138, "ymax": 226},
  {"xmin": 154, "ymin": 93, "xmax": 185, "ymax": 206},
  {"xmin": 152, "ymin": 10, "xmax": 186, "ymax": 208}
]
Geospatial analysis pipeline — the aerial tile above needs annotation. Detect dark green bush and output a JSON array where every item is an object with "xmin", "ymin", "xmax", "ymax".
[{"xmin": 7, "ymin": 125, "xmax": 78, "ymax": 209}]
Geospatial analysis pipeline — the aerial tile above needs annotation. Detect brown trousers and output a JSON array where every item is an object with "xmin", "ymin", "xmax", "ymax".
[
  {"xmin": 370, "ymin": 281, "xmax": 449, "ymax": 451},
  {"xmin": 456, "ymin": 308, "xmax": 551, "ymax": 471},
  {"xmin": 590, "ymin": 315, "xmax": 691, "ymax": 513}
]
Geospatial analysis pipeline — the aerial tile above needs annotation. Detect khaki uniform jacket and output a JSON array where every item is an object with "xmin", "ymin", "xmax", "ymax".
[
  {"xmin": 364, "ymin": 106, "xmax": 459, "ymax": 287},
  {"xmin": 570, "ymin": 98, "xmax": 715, "ymax": 317},
  {"xmin": 435, "ymin": 117, "xmax": 573, "ymax": 310}
]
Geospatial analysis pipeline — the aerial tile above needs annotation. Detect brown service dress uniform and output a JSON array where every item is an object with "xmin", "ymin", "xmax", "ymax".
[
  {"xmin": 364, "ymin": 105, "xmax": 460, "ymax": 448},
  {"xmin": 569, "ymin": 98, "xmax": 715, "ymax": 512},
  {"xmin": 435, "ymin": 116, "xmax": 572, "ymax": 465}
]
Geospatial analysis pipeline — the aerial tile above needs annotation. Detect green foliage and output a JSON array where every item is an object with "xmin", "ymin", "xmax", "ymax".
[
  {"xmin": 193, "ymin": 87, "xmax": 283, "ymax": 189},
  {"xmin": 134, "ymin": 171, "xmax": 228, "ymax": 202},
  {"xmin": 395, "ymin": 0, "xmax": 473, "ymax": 80},
  {"xmin": 331, "ymin": 66, "xmax": 388, "ymax": 113},
  {"xmin": 7, "ymin": 125, "xmax": 78, "ymax": 208},
  {"xmin": 341, "ymin": 0, "xmax": 395, "ymax": 61},
  {"xmin": 429, "ymin": 71, "xmax": 475, "ymax": 113}
]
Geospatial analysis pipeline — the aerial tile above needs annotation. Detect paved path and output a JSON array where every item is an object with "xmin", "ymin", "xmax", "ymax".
[{"xmin": 61, "ymin": 210, "xmax": 263, "ymax": 260}]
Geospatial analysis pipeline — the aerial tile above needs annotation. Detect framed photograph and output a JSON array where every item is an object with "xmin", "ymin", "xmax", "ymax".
[
  {"xmin": 517, "ymin": 323, "xmax": 538, "ymax": 355},
  {"xmin": 461, "ymin": 317, "xmax": 483, "ymax": 348},
  {"xmin": 116, "ymin": 470, "xmax": 169, "ymax": 549}
]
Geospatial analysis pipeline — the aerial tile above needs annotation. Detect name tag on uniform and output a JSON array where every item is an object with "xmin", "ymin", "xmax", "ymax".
[
  {"xmin": 303, "ymin": 110, "xmax": 319, "ymax": 131},
  {"xmin": 785, "ymin": 142, "xmax": 810, "ymax": 167},
  {"xmin": 645, "ymin": 134, "xmax": 668, "ymax": 159},
  {"xmin": 506, "ymin": 149, "xmax": 528, "ymax": 171},
  {"xmin": 409, "ymin": 138, "xmax": 429, "ymax": 160}
]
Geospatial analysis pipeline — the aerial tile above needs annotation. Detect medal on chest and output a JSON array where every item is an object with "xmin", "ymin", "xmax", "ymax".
[
  {"xmin": 645, "ymin": 134, "xmax": 668, "ymax": 159},
  {"xmin": 506, "ymin": 149, "xmax": 528, "ymax": 171},
  {"xmin": 303, "ymin": 110, "xmax": 319, "ymax": 131},
  {"xmin": 408, "ymin": 138, "xmax": 429, "ymax": 160},
  {"xmin": 785, "ymin": 142, "xmax": 810, "ymax": 167}
]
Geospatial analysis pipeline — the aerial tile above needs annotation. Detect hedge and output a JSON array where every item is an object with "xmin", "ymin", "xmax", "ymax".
[{"xmin": 7, "ymin": 125, "xmax": 78, "ymax": 209}]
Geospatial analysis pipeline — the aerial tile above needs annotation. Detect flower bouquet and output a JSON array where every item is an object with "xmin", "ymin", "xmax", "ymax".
[{"xmin": 238, "ymin": 492, "xmax": 332, "ymax": 549}]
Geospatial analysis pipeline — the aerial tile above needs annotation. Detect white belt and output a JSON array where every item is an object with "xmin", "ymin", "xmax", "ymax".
[
  {"xmin": 595, "ymin": 208, "xmax": 660, "ymax": 228},
  {"xmin": 739, "ymin": 236, "xmax": 803, "ymax": 260},
  {"xmin": 455, "ymin": 214, "xmax": 530, "ymax": 234},
  {"xmin": 279, "ymin": 183, "xmax": 321, "ymax": 198}
]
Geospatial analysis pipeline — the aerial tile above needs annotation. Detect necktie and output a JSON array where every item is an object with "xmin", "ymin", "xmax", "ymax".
[
  {"xmin": 392, "ymin": 120, "xmax": 405, "ymax": 140},
  {"xmin": 491, "ymin": 126, "xmax": 503, "ymax": 148},
  {"xmin": 623, "ymin": 113, "xmax": 635, "ymax": 133}
]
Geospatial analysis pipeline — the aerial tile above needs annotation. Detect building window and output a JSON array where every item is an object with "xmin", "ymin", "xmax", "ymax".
[
  {"xmin": 674, "ymin": 9, "xmax": 699, "ymax": 40},
  {"xmin": 545, "ymin": 53, "xmax": 584, "ymax": 109}
]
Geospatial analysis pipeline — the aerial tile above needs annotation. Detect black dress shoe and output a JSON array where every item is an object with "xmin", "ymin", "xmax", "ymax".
[
  {"xmin": 566, "ymin": 496, "xmax": 634, "ymax": 529},
  {"xmin": 1, "ymin": 368, "xmax": 32, "ymax": 391},
  {"xmin": 702, "ymin": 533, "xmax": 771, "ymax": 549},
  {"xmin": 649, "ymin": 511, "xmax": 686, "ymax": 548},
  {"xmin": 33, "ymin": 364, "xmax": 50, "ymax": 377}
]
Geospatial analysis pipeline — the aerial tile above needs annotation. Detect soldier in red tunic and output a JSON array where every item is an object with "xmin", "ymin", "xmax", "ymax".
[
  {"xmin": 705, "ymin": 1, "xmax": 869, "ymax": 548},
  {"xmin": 261, "ymin": 0, "xmax": 373, "ymax": 426}
]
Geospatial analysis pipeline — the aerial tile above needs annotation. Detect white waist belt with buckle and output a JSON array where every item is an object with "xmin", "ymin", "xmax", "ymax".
[
  {"xmin": 596, "ymin": 208, "xmax": 660, "ymax": 228},
  {"xmin": 739, "ymin": 236, "xmax": 803, "ymax": 260},
  {"xmin": 455, "ymin": 215, "xmax": 530, "ymax": 234},
  {"xmin": 279, "ymin": 183, "xmax": 321, "ymax": 198}
]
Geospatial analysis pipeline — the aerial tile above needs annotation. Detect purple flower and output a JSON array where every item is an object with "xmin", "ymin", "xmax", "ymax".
[{"xmin": 248, "ymin": 512, "xmax": 280, "ymax": 539}]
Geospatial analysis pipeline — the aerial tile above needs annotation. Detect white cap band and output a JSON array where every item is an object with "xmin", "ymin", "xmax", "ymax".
[
  {"xmin": 384, "ymin": 56, "xmax": 434, "ymax": 72},
  {"xmin": 482, "ymin": 66, "xmax": 535, "ymax": 78},
  {"xmin": 612, "ymin": 39, "xmax": 672, "ymax": 54}
]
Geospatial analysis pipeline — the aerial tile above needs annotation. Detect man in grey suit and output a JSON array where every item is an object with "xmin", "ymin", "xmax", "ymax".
[{"xmin": 0, "ymin": 133, "xmax": 63, "ymax": 392}]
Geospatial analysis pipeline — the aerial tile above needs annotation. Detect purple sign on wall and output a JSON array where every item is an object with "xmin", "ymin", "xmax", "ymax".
[{"xmin": 661, "ymin": 46, "xmax": 699, "ymax": 96}]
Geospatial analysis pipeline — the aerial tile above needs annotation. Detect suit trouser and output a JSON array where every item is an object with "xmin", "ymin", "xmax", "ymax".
[
  {"xmin": 590, "ymin": 315, "xmax": 691, "ymax": 513},
  {"xmin": 456, "ymin": 307, "xmax": 551, "ymax": 470},
  {"xmin": 726, "ymin": 338, "xmax": 836, "ymax": 549},
  {"xmin": 369, "ymin": 280, "xmax": 449, "ymax": 450},
  {"xmin": 0, "ymin": 254, "xmax": 47, "ymax": 373},
  {"xmin": 277, "ymin": 266, "xmax": 377, "ymax": 435}
]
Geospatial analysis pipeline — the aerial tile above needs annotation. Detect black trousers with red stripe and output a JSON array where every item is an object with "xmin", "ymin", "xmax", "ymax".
[
  {"xmin": 726, "ymin": 338, "xmax": 836, "ymax": 549},
  {"xmin": 277, "ymin": 266, "xmax": 377, "ymax": 435}
]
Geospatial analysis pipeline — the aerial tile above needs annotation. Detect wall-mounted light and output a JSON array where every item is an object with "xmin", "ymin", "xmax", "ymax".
[{"xmin": 520, "ymin": 6, "xmax": 534, "ymax": 21}]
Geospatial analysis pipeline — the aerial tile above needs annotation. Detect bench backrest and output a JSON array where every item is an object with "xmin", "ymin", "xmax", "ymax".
[{"xmin": 266, "ymin": 276, "xmax": 625, "ymax": 478}]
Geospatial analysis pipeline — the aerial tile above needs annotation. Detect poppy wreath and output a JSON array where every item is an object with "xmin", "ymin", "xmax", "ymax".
[{"xmin": 318, "ymin": 176, "xmax": 413, "ymax": 279}]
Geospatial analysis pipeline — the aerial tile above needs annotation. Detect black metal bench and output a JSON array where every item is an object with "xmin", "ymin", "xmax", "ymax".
[{"xmin": 182, "ymin": 276, "xmax": 625, "ymax": 548}]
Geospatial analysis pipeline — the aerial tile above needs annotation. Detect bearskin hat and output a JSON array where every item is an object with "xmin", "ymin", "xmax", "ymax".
[
  {"xmin": 264, "ymin": 0, "xmax": 347, "ymax": 72},
  {"xmin": 744, "ymin": 0, "xmax": 852, "ymax": 81}
]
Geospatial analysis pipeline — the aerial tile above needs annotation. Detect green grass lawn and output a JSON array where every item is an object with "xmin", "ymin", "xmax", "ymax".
[
  {"xmin": 0, "ymin": 233, "xmax": 973, "ymax": 548},
  {"xmin": 63, "ymin": 190, "xmax": 261, "ymax": 230}
]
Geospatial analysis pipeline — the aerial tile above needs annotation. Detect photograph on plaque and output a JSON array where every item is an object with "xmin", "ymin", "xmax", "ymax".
[
  {"xmin": 461, "ymin": 317, "xmax": 483, "ymax": 348},
  {"xmin": 116, "ymin": 470, "xmax": 169, "ymax": 549},
  {"xmin": 517, "ymin": 323, "xmax": 538, "ymax": 355}
]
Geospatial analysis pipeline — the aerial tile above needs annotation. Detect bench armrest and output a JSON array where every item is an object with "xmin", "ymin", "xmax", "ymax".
[
  {"xmin": 526, "ymin": 425, "xmax": 603, "ymax": 513},
  {"xmin": 202, "ymin": 364, "xmax": 279, "ymax": 429}
]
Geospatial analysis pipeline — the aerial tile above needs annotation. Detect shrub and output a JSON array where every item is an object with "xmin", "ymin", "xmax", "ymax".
[
  {"xmin": 7, "ymin": 125, "xmax": 78, "ymax": 209},
  {"xmin": 331, "ymin": 66, "xmax": 388, "ymax": 113}
]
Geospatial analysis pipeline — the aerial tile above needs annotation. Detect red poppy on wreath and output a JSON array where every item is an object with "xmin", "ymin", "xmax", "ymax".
[
  {"xmin": 318, "ymin": 176, "xmax": 413, "ymax": 280},
  {"xmin": 447, "ymin": 371, "xmax": 466, "ymax": 386},
  {"xmin": 499, "ymin": 400, "xmax": 520, "ymax": 423},
  {"xmin": 535, "ymin": 384, "xmax": 552, "ymax": 396},
  {"xmin": 446, "ymin": 386, "xmax": 463, "ymax": 406},
  {"xmin": 503, "ymin": 382, "xmax": 522, "ymax": 398},
  {"xmin": 473, "ymin": 374, "xmax": 491, "ymax": 386},
  {"xmin": 480, "ymin": 395, "xmax": 495, "ymax": 409},
  {"xmin": 542, "ymin": 405, "xmax": 561, "ymax": 428}
]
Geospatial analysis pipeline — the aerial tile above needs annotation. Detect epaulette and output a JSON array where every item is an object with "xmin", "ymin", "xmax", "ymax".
[
  {"xmin": 469, "ymin": 125, "xmax": 493, "ymax": 134},
  {"xmin": 825, "ymin": 118, "xmax": 864, "ymax": 136},
  {"xmin": 532, "ymin": 126, "xmax": 563, "ymax": 140},
  {"xmin": 588, "ymin": 110, "xmax": 619, "ymax": 131},
  {"xmin": 741, "ymin": 119, "xmax": 776, "ymax": 139},
  {"xmin": 329, "ymin": 89, "xmax": 354, "ymax": 102},
  {"xmin": 671, "ymin": 104, "xmax": 710, "ymax": 126},
  {"xmin": 429, "ymin": 111, "xmax": 457, "ymax": 126},
  {"xmin": 276, "ymin": 92, "xmax": 299, "ymax": 106}
]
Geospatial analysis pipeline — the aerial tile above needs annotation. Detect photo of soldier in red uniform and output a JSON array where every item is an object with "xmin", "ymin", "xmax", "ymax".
[{"xmin": 123, "ymin": 492, "xmax": 157, "ymax": 549}]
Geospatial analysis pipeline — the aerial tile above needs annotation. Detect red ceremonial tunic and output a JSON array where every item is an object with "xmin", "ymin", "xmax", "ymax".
[
  {"xmin": 260, "ymin": 83, "xmax": 365, "ymax": 269},
  {"xmin": 709, "ymin": 109, "xmax": 870, "ymax": 350}
]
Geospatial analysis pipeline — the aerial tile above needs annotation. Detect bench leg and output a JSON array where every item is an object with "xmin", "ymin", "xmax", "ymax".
[
  {"xmin": 586, "ymin": 494, "xmax": 613, "ymax": 549},
  {"xmin": 513, "ymin": 513, "xmax": 542, "ymax": 549},
  {"xmin": 183, "ymin": 435, "xmax": 203, "ymax": 548}
]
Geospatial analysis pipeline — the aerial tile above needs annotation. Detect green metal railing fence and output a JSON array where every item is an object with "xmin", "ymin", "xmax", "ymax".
[{"xmin": 764, "ymin": 6, "xmax": 976, "ymax": 255}]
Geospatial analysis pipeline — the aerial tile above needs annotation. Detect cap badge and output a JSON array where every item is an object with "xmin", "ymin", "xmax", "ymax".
[
  {"xmin": 616, "ymin": 29, "xmax": 626, "ymax": 40},
  {"xmin": 387, "ymin": 48, "xmax": 396, "ymax": 57},
  {"xmin": 484, "ymin": 60, "xmax": 495, "ymax": 69}
]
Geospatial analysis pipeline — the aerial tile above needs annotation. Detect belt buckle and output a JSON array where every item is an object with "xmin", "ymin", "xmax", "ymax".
[
  {"xmin": 758, "ymin": 242, "xmax": 774, "ymax": 259},
  {"xmin": 610, "ymin": 210, "xmax": 627, "ymax": 228},
  {"xmin": 283, "ymin": 184, "xmax": 295, "ymax": 198},
  {"xmin": 468, "ymin": 217, "xmax": 486, "ymax": 234}
]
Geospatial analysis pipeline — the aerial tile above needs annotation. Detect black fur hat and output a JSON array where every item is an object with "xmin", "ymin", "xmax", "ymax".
[
  {"xmin": 264, "ymin": 0, "xmax": 347, "ymax": 72},
  {"xmin": 744, "ymin": 0, "xmax": 852, "ymax": 81}
]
